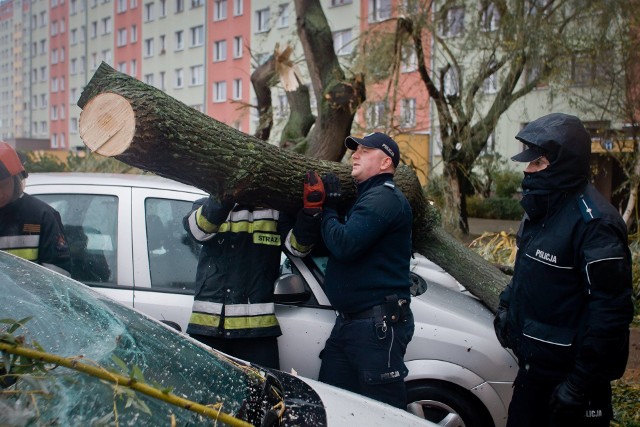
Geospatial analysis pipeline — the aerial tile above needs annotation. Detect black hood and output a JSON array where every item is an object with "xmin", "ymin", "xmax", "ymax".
[{"xmin": 516, "ymin": 113, "xmax": 591, "ymax": 194}]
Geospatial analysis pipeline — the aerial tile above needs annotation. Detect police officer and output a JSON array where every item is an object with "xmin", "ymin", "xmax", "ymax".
[
  {"xmin": 183, "ymin": 171, "xmax": 323, "ymax": 369},
  {"xmin": 0, "ymin": 141, "xmax": 71, "ymax": 275},
  {"xmin": 494, "ymin": 113, "xmax": 633, "ymax": 427},
  {"xmin": 313, "ymin": 132, "xmax": 414, "ymax": 409}
]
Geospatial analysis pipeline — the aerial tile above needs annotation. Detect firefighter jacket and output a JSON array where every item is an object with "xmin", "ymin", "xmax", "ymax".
[
  {"xmin": 498, "ymin": 183, "xmax": 633, "ymax": 389},
  {"xmin": 321, "ymin": 173, "xmax": 413, "ymax": 314},
  {"xmin": 0, "ymin": 193, "xmax": 71, "ymax": 274},
  {"xmin": 183, "ymin": 198, "xmax": 319, "ymax": 339}
]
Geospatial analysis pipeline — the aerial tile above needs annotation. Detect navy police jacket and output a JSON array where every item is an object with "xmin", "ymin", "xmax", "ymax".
[
  {"xmin": 499, "ymin": 183, "xmax": 633, "ymax": 389},
  {"xmin": 321, "ymin": 173, "xmax": 413, "ymax": 314}
]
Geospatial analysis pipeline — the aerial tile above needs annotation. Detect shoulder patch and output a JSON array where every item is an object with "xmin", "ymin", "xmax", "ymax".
[
  {"xmin": 383, "ymin": 181, "xmax": 395, "ymax": 189},
  {"xmin": 576, "ymin": 193, "xmax": 602, "ymax": 223}
]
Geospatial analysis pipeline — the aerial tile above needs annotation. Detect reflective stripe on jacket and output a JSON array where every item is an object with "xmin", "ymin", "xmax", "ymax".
[
  {"xmin": 184, "ymin": 200, "xmax": 292, "ymax": 339},
  {"xmin": 0, "ymin": 193, "xmax": 70, "ymax": 274}
]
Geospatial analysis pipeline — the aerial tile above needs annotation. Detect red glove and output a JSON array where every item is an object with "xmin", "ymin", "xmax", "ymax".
[{"xmin": 303, "ymin": 170, "xmax": 325, "ymax": 209}]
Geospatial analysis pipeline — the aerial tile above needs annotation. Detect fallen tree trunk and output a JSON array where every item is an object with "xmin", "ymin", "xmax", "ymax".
[{"xmin": 78, "ymin": 62, "xmax": 508, "ymax": 311}]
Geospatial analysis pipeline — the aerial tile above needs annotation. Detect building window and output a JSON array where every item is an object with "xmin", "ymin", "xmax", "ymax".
[
  {"xmin": 52, "ymin": 49, "xmax": 59, "ymax": 64},
  {"xmin": 90, "ymin": 21, "xmax": 97, "ymax": 38},
  {"xmin": 159, "ymin": 0, "xmax": 166, "ymax": 17},
  {"xmin": 118, "ymin": 61, "xmax": 127, "ymax": 73},
  {"xmin": 175, "ymin": 68, "xmax": 184, "ymax": 88},
  {"xmin": 190, "ymin": 25, "xmax": 204, "ymax": 47},
  {"xmin": 233, "ymin": 36, "xmax": 242, "ymax": 58},
  {"xmin": 401, "ymin": 45, "xmax": 417, "ymax": 72},
  {"xmin": 214, "ymin": 0, "xmax": 227, "ymax": 21},
  {"xmin": 131, "ymin": 24, "xmax": 138, "ymax": 42},
  {"xmin": 191, "ymin": 0, "xmax": 203, "ymax": 8},
  {"xmin": 232, "ymin": 78, "xmax": 242, "ymax": 100},
  {"xmin": 276, "ymin": 93, "xmax": 288, "ymax": 118},
  {"xmin": 176, "ymin": 0, "xmax": 184, "ymax": 12},
  {"xmin": 71, "ymin": 58, "xmax": 78, "ymax": 74},
  {"xmin": 190, "ymin": 65, "xmax": 203, "ymax": 85},
  {"xmin": 130, "ymin": 0, "xmax": 137, "ymax": 8},
  {"xmin": 144, "ymin": 38, "xmax": 154, "ymax": 56},
  {"xmin": 175, "ymin": 30, "xmax": 184, "ymax": 50},
  {"xmin": 101, "ymin": 16, "xmax": 112, "ymax": 35},
  {"xmin": 144, "ymin": 2, "xmax": 155, "ymax": 21},
  {"xmin": 331, "ymin": 0, "xmax": 352, "ymax": 5},
  {"xmin": 145, "ymin": 73, "xmax": 154, "ymax": 85},
  {"xmin": 333, "ymin": 29, "xmax": 353, "ymax": 56},
  {"xmin": 480, "ymin": 2, "xmax": 500, "ymax": 32},
  {"xmin": 443, "ymin": 66, "xmax": 461, "ymax": 96},
  {"xmin": 213, "ymin": 81, "xmax": 227, "ymax": 102},
  {"xmin": 401, "ymin": 98, "xmax": 416, "ymax": 127},
  {"xmin": 482, "ymin": 65, "xmax": 498, "ymax": 94},
  {"xmin": 367, "ymin": 101, "xmax": 386, "ymax": 128},
  {"xmin": 117, "ymin": 28, "xmax": 127, "ymax": 46},
  {"xmin": 130, "ymin": 59, "xmax": 137, "ymax": 76},
  {"xmin": 214, "ymin": 40, "xmax": 227, "ymax": 61},
  {"xmin": 70, "ymin": 118, "xmax": 78, "ymax": 133},
  {"xmin": 233, "ymin": 0, "xmax": 242, "ymax": 15},
  {"xmin": 440, "ymin": 6, "xmax": 464, "ymax": 37},
  {"xmin": 277, "ymin": 3, "xmax": 289, "ymax": 28},
  {"xmin": 159, "ymin": 71, "xmax": 166, "ymax": 90},
  {"xmin": 369, "ymin": 0, "xmax": 391, "ymax": 22},
  {"xmin": 256, "ymin": 8, "xmax": 270, "ymax": 33},
  {"xmin": 117, "ymin": 0, "xmax": 126, "ymax": 12}
]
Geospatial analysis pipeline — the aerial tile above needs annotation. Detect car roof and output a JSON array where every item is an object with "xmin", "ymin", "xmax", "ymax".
[{"xmin": 26, "ymin": 172, "xmax": 207, "ymax": 195}]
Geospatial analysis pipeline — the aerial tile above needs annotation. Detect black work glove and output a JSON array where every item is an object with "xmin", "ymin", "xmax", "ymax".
[
  {"xmin": 303, "ymin": 170, "xmax": 325, "ymax": 216},
  {"xmin": 321, "ymin": 173, "xmax": 341, "ymax": 211},
  {"xmin": 201, "ymin": 196, "xmax": 235, "ymax": 225},
  {"xmin": 549, "ymin": 379, "xmax": 586, "ymax": 420},
  {"xmin": 493, "ymin": 305, "xmax": 510, "ymax": 348}
]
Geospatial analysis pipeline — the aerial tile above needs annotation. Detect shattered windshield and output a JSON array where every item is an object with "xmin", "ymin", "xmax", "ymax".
[{"xmin": 0, "ymin": 253, "xmax": 267, "ymax": 426}]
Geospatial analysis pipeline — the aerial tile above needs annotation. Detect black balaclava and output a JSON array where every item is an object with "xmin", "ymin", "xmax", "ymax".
[{"xmin": 515, "ymin": 113, "xmax": 591, "ymax": 220}]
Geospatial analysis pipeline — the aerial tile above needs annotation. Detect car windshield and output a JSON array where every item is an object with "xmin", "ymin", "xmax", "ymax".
[{"xmin": 0, "ymin": 253, "xmax": 273, "ymax": 426}]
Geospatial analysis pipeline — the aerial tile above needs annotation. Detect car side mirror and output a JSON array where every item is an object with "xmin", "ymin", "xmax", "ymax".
[{"xmin": 274, "ymin": 273, "xmax": 311, "ymax": 304}]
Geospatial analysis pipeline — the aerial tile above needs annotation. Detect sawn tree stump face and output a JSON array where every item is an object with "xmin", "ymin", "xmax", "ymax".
[
  {"xmin": 80, "ymin": 93, "xmax": 135, "ymax": 156},
  {"xmin": 77, "ymin": 62, "xmax": 509, "ymax": 312}
]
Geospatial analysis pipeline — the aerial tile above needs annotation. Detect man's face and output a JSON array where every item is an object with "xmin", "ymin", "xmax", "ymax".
[
  {"xmin": 524, "ymin": 156, "xmax": 550, "ymax": 173},
  {"xmin": 350, "ymin": 145, "xmax": 390, "ymax": 182},
  {"xmin": 0, "ymin": 176, "xmax": 15, "ymax": 208}
]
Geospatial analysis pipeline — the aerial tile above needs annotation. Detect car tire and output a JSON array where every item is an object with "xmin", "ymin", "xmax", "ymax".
[{"xmin": 406, "ymin": 380, "xmax": 493, "ymax": 427}]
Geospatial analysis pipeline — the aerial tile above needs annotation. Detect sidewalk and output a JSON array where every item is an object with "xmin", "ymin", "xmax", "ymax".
[{"xmin": 468, "ymin": 217, "xmax": 521, "ymax": 236}]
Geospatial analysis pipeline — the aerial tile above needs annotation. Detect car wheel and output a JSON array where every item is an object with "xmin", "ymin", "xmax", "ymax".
[{"xmin": 406, "ymin": 381, "xmax": 493, "ymax": 427}]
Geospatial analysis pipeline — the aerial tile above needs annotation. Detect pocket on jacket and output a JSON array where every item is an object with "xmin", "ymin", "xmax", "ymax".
[{"xmin": 520, "ymin": 319, "xmax": 576, "ymax": 372}]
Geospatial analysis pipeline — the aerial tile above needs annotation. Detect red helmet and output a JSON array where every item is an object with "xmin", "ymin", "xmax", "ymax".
[{"xmin": 0, "ymin": 142, "xmax": 27, "ymax": 180}]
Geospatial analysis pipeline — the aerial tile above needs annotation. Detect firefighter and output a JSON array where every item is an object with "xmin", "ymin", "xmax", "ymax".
[
  {"xmin": 0, "ymin": 141, "xmax": 70, "ymax": 275},
  {"xmin": 183, "ymin": 171, "xmax": 323, "ymax": 369},
  {"xmin": 494, "ymin": 113, "xmax": 633, "ymax": 427}
]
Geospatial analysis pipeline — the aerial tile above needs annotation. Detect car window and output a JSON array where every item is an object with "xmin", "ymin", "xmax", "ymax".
[
  {"xmin": 145, "ymin": 198, "xmax": 200, "ymax": 292},
  {"xmin": 35, "ymin": 194, "xmax": 117, "ymax": 285}
]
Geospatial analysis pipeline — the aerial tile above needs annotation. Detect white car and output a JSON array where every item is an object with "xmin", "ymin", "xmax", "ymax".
[{"xmin": 27, "ymin": 172, "xmax": 517, "ymax": 427}]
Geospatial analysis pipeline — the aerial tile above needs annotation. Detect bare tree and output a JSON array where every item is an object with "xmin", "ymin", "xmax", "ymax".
[{"xmin": 356, "ymin": 0, "xmax": 627, "ymax": 234}]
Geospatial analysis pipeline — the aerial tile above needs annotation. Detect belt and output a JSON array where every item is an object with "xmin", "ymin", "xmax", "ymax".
[{"xmin": 339, "ymin": 300, "xmax": 410, "ymax": 322}]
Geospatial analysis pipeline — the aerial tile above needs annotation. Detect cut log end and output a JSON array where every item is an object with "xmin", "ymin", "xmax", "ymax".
[{"xmin": 79, "ymin": 93, "xmax": 135, "ymax": 157}]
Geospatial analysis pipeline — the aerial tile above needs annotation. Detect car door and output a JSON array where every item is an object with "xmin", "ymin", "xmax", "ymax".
[
  {"xmin": 275, "ymin": 253, "xmax": 336, "ymax": 379},
  {"xmin": 130, "ymin": 188, "xmax": 203, "ymax": 331},
  {"xmin": 30, "ymin": 184, "xmax": 135, "ymax": 306}
]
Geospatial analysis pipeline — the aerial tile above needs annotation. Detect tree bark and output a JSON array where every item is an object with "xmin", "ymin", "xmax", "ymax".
[{"xmin": 78, "ymin": 62, "xmax": 509, "ymax": 312}]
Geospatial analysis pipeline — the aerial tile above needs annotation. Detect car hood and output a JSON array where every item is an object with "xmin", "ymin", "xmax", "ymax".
[{"xmin": 408, "ymin": 280, "xmax": 518, "ymax": 382}]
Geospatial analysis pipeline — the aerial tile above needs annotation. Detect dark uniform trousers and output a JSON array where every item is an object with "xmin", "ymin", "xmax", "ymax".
[
  {"xmin": 318, "ymin": 310, "xmax": 414, "ymax": 409},
  {"xmin": 507, "ymin": 368, "xmax": 612, "ymax": 427}
]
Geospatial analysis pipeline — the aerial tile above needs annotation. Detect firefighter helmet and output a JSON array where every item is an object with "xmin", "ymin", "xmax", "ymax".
[{"xmin": 0, "ymin": 142, "xmax": 27, "ymax": 180}]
